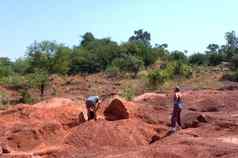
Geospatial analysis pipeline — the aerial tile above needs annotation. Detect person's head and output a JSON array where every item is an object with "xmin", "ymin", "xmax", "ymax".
[{"xmin": 175, "ymin": 86, "xmax": 180, "ymax": 92}]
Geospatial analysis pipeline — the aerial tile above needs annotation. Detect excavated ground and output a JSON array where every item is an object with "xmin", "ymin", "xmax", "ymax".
[{"xmin": 0, "ymin": 89, "xmax": 238, "ymax": 158}]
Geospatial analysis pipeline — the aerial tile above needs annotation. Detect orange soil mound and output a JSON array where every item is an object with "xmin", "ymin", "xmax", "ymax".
[
  {"xmin": 103, "ymin": 98, "xmax": 137, "ymax": 121},
  {"xmin": 1, "ymin": 90, "xmax": 238, "ymax": 158},
  {"xmin": 64, "ymin": 119, "xmax": 157, "ymax": 149}
]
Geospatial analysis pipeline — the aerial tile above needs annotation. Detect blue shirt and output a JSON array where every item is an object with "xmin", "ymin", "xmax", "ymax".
[{"xmin": 86, "ymin": 96, "xmax": 99, "ymax": 105}]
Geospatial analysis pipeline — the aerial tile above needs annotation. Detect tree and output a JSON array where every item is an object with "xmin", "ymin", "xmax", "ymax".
[
  {"xmin": 80, "ymin": 32, "xmax": 95, "ymax": 47},
  {"xmin": 206, "ymin": 43, "xmax": 224, "ymax": 66},
  {"xmin": 0, "ymin": 57, "xmax": 13, "ymax": 78},
  {"xmin": 27, "ymin": 69, "xmax": 49, "ymax": 97},
  {"xmin": 224, "ymin": 31, "xmax": 238, "ymax": 60},
  {"xmin": 169, "ymin": 50, "xmax": 188, "ymax": 63},
  {"xmin": 129, "ymin": 29, "xmax": 151, "ymax": 47},
  {"xmin": 112, "ymin": 55, "xmax": 144, "ymax": 78},
  {"xmin": 206, "ymin": 44, "xmax": 219, "ymax": 53},
  {"xmin": 13, "ymin": 58, "xmax": 30, "ymax": 75},
  {"xmin": 51, "ymin": 46, "xmax": 72, "ymax": 74},
  {"xmin": 26, "ymin": 40, "xmax": 60, "ymax": 72},
  {"xmin": 189, "ymin": 53, "xmax": 208, "ymax": 65},
  {"xmin": 231, "ymin": 54, "xmax": 238, "ymax": 69}
]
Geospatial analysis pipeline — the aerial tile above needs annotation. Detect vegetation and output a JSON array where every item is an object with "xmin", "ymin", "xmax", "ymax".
[{"xmin": 0, "ymin": 29, "xmax": 238, "ymax": 104}]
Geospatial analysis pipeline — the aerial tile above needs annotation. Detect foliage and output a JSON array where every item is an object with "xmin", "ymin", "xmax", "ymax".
[
  {"xmin": 105, "ymin": 65, "xmax": 120, "ymax": 77},
  {"xmin": 129, "ymin": 29, "xmax": 151, "ymax": 47},
  {"xmin": 189, "ymin": 53, "xmax": 208, "ymax": 65},
  {"xmin": 51, "ymin": 46, "xmax": 71, "ymax": 74},
  {"xmin": 223, "ymin": 70, "xmax": 238, "ymax": 82},
  {"xmin": 19, "ymin": 89, "xmax": 34, "ymax": 104},
  {"xmin": 13, "ymin": 58, "xmax": 31, "ymax": 75},
  {"xmin": 169, "ymin": 51, "xmax": 188, "ymax": 63},
  {"xmin": 121, "ymin": 86, "xmax": 135, "ymax": 101},
  {"xmin": 207, "ymin": 52, "xmax": 224, "ymax": 66},
  {"xmin": 147, "ymin": 69, "xmax": 169, "ymax": 89},
  {"xmin": 231, "ymin": 54, "xmax": 238, "ymax": 69},
  {"xmin": 0, "ymin": 75, "xmax": 27, "ymax": 89},
  {"xmin": 0, "ymin": 57, "xmax": 13, "ymax": 78},
  {"xmin": 147, "ymin": 61, "xmax": 192, "ymax": 89},
  {"xmin": 26, "ymin": 69, "xmax": 49, "ymax": 97}
]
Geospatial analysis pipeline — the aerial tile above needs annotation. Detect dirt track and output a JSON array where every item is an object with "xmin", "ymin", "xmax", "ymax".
[{"xmin": 0, "ymin": 89, "xmax": 238, "ymax": 158}]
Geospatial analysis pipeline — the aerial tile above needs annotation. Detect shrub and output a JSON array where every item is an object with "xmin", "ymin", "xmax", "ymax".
[
  {"xmin": 0, "ymin": 75, "xmax": 27, "ymax": 89},
  {"xmin": 19, "ymin": 89, "xmax": 34, "ymax": 104},
  {"xmin": 173, "ymin": 61, "xmax": 193, "ymax": 78},
  {"xmin": 231, "ymin": 54, "xmax": 238, "ymax": 69},
  {"xmin": 223, "ymin": 70, "xmax": 238, "ymax": 82},
  {"xmin": 147, "ymin": 69, "xmax": 169, "ymax": 89},
  {"xmin": 121, "ymin": 86, "xmax": 135, "ymax": 101},
  {"xmin": 169, "ymin": 51, "xmax": 188, "ymax": 63},
  {"xmin": 208, "ymin": 53, "xmax": 223, "ymax": 66},
  {"xmin": 105, "ymin": 65, "xmax": 120, "ymax": 77},
  {"xmin": 189, "ymin": 53, "xmax": 208, "ymax": 65},
  {"xmin": 0, "ymin": 92, "xmax": 9, "ymax": 106}
]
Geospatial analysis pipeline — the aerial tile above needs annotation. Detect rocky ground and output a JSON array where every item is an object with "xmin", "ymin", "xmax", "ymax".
[{"xmin": 0, "ymin": 88, "xmax": 238, "ymax": 158}]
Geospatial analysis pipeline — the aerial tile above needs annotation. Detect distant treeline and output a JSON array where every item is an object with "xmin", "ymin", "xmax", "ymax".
[{"xmin": 0, "ymin": 29, "xmax": 238, "ymax": 101}]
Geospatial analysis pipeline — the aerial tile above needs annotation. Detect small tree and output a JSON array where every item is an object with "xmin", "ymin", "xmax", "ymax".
[
  {"xmin": 147, "ymin": 69, "xmax": 169, "ymax": 89},
  {"xmin": 189, "ymin": 53, "xmax": 208, "ymax": 65},
  {"xmin": 27, "ymin": 69, "xmax": 49, "ymax": 98},
  {"xmin": 231, "ymin": 54, "xmax": 238, "ymax": 69}
]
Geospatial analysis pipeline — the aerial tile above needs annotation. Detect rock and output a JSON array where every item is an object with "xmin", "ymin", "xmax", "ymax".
[
  {"xmin": 104, "ymin": 98, "xmax": 137, "ymax": 121},
  {"xmin": 182, "ymin": 112, "xmax": 208, "ymax": 128}
]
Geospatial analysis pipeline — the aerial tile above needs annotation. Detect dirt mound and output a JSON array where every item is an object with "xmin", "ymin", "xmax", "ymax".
[
  {"xmin": 0, "ymin": 98, "xmax": 85, "ymax": 128},
  {"xmin": 64, "ymin": 119, "xmax": 157, "ymax": 149},
  {"xmin": 0, "ymin": 97, "xmax": 85, "ymax": 155},
  {"xmin": 103, "ymin": 98, "xmax": 137, "ymax": 121},
  {"xmin": 188, "ymin": 98, "xmax": 222, "ymax": 112},
  {"xmin": 2, "ymin": 121, "xmax": 64, "ymax": 152},
  {"xmin": 133, "ymin": 92, "xmax": 168, "ymax": 107},
  {"xmin": 181, "ymin": 111, "xmax": 208, "ymax": 128},
  {"xmin": 1, "ymin": 90, "xmax": 238, "ymax": 158}
]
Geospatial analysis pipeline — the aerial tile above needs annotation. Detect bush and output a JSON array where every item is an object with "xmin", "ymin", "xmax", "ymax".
[
  {"xmin": 173, "ymin": 61, "xmax": 193, "ymax": 78},
  {"xmin": 105, "ymin": 65, "xmax": 120, "ymax": 77},
  {"xmin": 224, "ymin": 70, "xmax": 238, "ymax": 82},
  {"xmin": 112, "ymin": 55, "xmax": 144, "ymax": 78},
  {"xmin": 0, "ymin": 75, "xmax": 27, "ymax": 89},
  {"xmin": 19, "ymin": 89, "xmax": 34, "ymax": 104},
  {"xmin": 147, "ymin": 69, "xmax": 169, "ymax": 89},
  {"xmin": 0, "ymin": 92, "xmax": 9, "ymax": 106},
  {"xmin": 169, "ymin": 51, "xmax": 188, "ymax": 63},
  {"xmin": 208, "ymin": 53, "xmax": 223, "ymax": 66},
  {"xmin": 231, "ymin": 54, "xmax": 238, "ymax": 69},
  {"xmin": 189, "ymin": 53, "xmax": 208, "ymax": 65},
  {"xmin": 121, "ymin": 86, "xmax": 135, "ymax": 101},
  {"xmin": 146, "ymin": 61, "xmax": 192, "ymax": 89}
]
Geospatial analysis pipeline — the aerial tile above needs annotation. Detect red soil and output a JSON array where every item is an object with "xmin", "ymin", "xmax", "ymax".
[{"xmin": 0, "ymin": 90, "xmax": 238, "ymax": 158}]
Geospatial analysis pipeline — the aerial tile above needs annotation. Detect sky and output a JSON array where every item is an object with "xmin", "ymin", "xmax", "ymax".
[{"xmin": 0, "ymin": 0, "xmax": 238, "ymax": 60}]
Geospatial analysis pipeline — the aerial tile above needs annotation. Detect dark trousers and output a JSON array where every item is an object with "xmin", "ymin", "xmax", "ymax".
[
  {"xmin": 86, "ymin": 100, "xmax": 96, "ymax": 120},
  {"xmin": 171, "ymin": 106, "xmax": 182, "ymax": 128}
]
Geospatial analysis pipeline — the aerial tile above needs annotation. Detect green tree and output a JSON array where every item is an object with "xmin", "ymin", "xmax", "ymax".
[
  {"xmin": 169, "ymin": 50, "xmax": 188, "ymax": 63},
  {"xmin": 224, "ymin": 31, "xmax": 238, "ymax": 60},
  {"xmin": 13, "ymin": 58, "xmax": 30, "ymax": 75},
  {"xmin": 0, "ymin": 57, "xmax": 13, "ymax": 78},
  {"xmin": 51, "ymin": 46, "xmax": 72, "ymax": 74},
  {"xmin": 231, "ymin": 54, "xmax": 238, "ymax": 69},
  {"xmin": 27, "ymin": 69, "xmax": 49, "ymax": 97},
  {"xmin": 189, "ymin": 53, "xmax": 208, "ymax": 65},
  {"xmin": 129, "ymin": 29, "xmax": 151, "ymax": 47},
  {"xmin": 27, "ymin": 40, "xmax": 60, "ymax": 72},
  {"xmin": 80, "ymin": 32, "xmax": 95, "ymax": 47}
]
